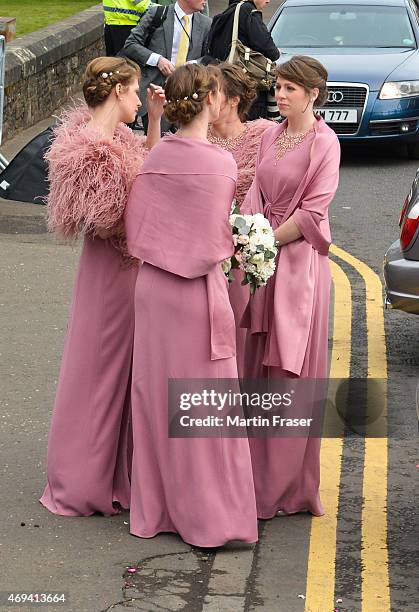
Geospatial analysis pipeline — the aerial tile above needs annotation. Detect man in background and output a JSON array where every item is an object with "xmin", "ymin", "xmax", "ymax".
[{"xmin": 122, "ymin": 0, "xmax": 211, "ymax": 132}]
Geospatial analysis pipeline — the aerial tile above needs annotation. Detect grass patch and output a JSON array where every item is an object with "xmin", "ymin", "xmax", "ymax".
[{"xmin": 0, "ymin": 0, "xmax": 99, "ymax": 37}]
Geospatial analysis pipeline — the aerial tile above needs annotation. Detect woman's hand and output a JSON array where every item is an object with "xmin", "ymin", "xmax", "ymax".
[
  {"xmin": 147, "ymin": 84, "xmax": 166, "ymax": 121},
  {"xmin": 146, "ymin": 84, "xmax": 166, "ymax": 150},
  {"xmin": 274, "ymin": 216, "xmax": 302, "ymax": 246}
]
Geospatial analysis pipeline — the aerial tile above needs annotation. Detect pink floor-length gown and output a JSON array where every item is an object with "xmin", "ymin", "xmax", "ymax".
[
  {"xmin": 40, "ymin": 238, "xmax": 136, "ymax": 516},
  {"xmin": 243, "ymin": 126, "xmax": 333, "ymax": 518},
  {"xmin": 39, "ymin": 108, "xmax": 147, "ymax": 517},
  {"xmin": 125, "ymin": 135, "xmax": 258, "ymax": 547}
]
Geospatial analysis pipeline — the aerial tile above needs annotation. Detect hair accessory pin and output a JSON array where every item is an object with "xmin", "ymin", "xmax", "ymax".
[
  {"xmin": 192, "ymin": 92, "xmax": 198, "ymax": 99},
  {"xmin": 101, "ymin": 70, "xmax": 119, "ymax": 79}
]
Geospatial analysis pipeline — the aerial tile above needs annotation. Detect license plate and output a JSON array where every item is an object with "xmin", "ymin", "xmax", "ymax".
[{"xmin": 316, "ymin": 108, "xmax": 358, "ymax": 123}]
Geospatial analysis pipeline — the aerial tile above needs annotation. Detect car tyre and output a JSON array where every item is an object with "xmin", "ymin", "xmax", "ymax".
[{"xmin": 407, "ymin": 142, "xmax": 419, "ymax": 159}]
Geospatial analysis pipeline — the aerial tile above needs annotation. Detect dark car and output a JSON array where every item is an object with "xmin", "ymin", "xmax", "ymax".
[
  {"xmin": 384, "ymin": 168, "xmax": 419, "ymax": 313},
  {"xmin": 268, "ymin": 0, "xmax": 419, "ymax": 158}
]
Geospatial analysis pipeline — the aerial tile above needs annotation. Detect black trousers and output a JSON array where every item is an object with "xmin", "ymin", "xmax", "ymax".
[
  {"xmin": 247, "ymin": 90, "xmax": 269, "ymax": 120},
  {"xmin": 104, "ymin": 24, "xmax": 134, "ymax": 56}
]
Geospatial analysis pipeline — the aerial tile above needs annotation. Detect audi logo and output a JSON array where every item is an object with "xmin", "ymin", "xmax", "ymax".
[{"xmin": 327, "ymin": 91, "xmax": 344, "ymax": 103}]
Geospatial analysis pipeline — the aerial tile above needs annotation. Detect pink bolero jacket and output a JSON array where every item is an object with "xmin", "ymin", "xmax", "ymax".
[
  {"xmin": 45, "ymin": 105, "xmax": 147, "ymax": 256},
  {"xmin": 242, "ymin": 116, "xmax": 341, "ymax": 375}
]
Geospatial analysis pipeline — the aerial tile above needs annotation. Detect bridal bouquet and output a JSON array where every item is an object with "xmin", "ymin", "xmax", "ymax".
[{"xmin": 223, "ymin": 208, "xmax": 278, "ymax": 295}]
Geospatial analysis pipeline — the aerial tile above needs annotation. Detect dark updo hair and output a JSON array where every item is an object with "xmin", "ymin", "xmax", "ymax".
[
  {"xmin": 164, "ymin": 64, "xmax": 221, "ymax": 126},
  {"xmin": 276, "ymin": 56, "xmax": 328, "ymax": 107},
  {"xmin": 83, "ymin": 57, "xmax": 141, "ymax": 108},
  {"xmin": 217, "ymin": 63, "xmax": 258, "ymax": 122}
]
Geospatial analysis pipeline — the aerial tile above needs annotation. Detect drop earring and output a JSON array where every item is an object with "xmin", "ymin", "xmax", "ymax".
[{"xmin": 302, "ymin": 96, "xmax": 316, "ymax": 113}]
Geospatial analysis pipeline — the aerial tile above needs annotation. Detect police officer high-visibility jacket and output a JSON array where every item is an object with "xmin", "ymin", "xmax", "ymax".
[{"xmin": 103, "ymin": 0, "xmax": 152, "ymax": 26}]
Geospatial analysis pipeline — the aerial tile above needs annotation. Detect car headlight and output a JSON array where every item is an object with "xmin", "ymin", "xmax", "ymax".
[{"xmin": 379, "ymin": 81, "xmax": 419, "ymax": 99}]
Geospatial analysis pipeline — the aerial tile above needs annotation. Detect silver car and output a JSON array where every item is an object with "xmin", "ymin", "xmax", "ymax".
[{"xmin": 384, "ymin": 168, "xmax": 419, "ymax": 314}]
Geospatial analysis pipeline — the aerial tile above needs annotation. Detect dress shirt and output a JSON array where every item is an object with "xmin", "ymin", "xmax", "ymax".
[{"xmin": 146, "ymin": 2, "xmax": 194, "ymax": 67}]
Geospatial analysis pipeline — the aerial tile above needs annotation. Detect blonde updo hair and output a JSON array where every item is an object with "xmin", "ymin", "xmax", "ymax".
[
  {"xmin": 276, "ymin": 55, "xmax": 328, "ymax": 107},
  {"xmin": 83, "ymin": 57, "xmax": 141, "ymax": 108},
  {"xmin": 217, "ymin": 63, "xmax": 258, "ymax": 122},
  {"xmin": 164, "ymin": 64, "xmax": 221, "ymax": 126}
]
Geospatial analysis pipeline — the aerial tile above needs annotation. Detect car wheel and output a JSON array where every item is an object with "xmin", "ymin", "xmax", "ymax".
[{"xmin": 407, "ymin": 142, "xmax": 419, "ymax": 159}]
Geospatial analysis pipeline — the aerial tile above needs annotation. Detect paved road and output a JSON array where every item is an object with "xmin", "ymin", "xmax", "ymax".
[
  {"xmin": 1, "ymin": 3, "xmax": 418, "ymax": 611},
  {"xmin": 1, "ymin": 135, "xmax": 417, "ymax": 612}
]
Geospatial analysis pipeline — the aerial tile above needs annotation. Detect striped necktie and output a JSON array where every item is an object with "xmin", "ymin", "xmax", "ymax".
[{"xmin": 176, "ymin": 15, "xmax": 190, "ymax": 66}]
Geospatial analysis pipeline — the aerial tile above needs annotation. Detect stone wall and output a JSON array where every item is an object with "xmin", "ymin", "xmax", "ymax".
[{"xmin": 3, "ymin": 4, "xmax": 105, "ymax": 142}]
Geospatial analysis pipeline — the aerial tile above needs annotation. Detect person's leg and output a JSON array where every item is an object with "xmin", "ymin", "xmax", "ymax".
[
  {"xmin": 104, "ymin": 25, "xmax": 116, "ymax": 56},
  {"xmin": 141, "ymin": 114, "xmax": 149, "ymax": 135},
  {"xmin": 104, "ymin": 25, "xmax": 134, "ymax": 56},
  {"xmin": 247, "ymin": 91, "xmax": 269, "ymax": 120}
]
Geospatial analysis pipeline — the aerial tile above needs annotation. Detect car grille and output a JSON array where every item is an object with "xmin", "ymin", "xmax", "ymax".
[
  {"xmin": 370, "ymin": 118, "xmax": 419, "ymax": 136},
  {"xmin": 323, "ymin": 84, "xmax": 368, "ymax": 136},
  {"xmin": 323, "ymin": 86, "xmax": 367, "ymax": 109},
  {"xmin": 331, "ymin": 123, "xmax": 360, "ymax": 135}
]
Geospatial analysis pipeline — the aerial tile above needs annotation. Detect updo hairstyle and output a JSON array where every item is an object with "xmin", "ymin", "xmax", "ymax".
[
  {"xmin": 276, "ymin": 56, "xmax": 328, "ymax": 107},
  {"xmin": 83, "ymin": 57, "xmax": 141, "ymax": 108},
  {"xmin": 164, "ymin": 64, "xmax": 221, "ymax": 126},
  {"xmin": 217, "ymin": 63, "xmax": 258, "ymax": 122}
]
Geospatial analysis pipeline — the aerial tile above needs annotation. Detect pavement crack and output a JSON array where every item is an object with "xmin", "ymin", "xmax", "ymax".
[{"xmin": 101, "ymin": 546, "xmax": 218, "ymax": 611}]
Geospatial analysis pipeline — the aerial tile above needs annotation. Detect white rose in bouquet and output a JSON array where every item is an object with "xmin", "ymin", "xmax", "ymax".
[{"xmin": 252, "ymin": 213, "xmax": 271, "ymax": 229}]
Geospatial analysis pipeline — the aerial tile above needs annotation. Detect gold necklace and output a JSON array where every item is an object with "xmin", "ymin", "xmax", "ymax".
[
  {"xmin": 208, "ymin": 124, "xmax": 249, "ymax": 151},
  {"xmin": 275, "ymin": 126, "xmax": 314, "ymax": 160}
]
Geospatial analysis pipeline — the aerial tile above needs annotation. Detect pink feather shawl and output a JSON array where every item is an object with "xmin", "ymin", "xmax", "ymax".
[
  {"xmin": 45, "ymin": 105, "xmax": 147, "ymax": 257},
  {"xmin": 232, "ymin": 119, "xmax": 273, "ymax": 207}
]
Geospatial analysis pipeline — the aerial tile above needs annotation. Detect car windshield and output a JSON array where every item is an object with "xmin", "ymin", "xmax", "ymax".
[{"xmin": 271, "ymin": 5, "xmax": 417, "ymax": 48}]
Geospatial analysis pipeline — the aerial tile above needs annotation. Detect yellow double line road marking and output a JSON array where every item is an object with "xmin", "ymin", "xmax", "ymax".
[
  {"xmin": 304, "ymin": 259, "xmax": 349, "ymax": 611},
  {"xmin": 304, "ymin": 245, "xmax": 390, "ymax": 612},
  {"xmin": 331, "ymin": 245, "xmax": 389, "ymax": 612}
]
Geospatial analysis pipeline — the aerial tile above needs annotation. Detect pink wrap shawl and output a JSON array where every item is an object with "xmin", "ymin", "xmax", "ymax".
[
  {"xmin": 124, "ymin": 135, "xmax": 238, "ymax": 360},
  {"xmin": 242, "ymin": 116, "xmax": 340, "ymax": 375}
]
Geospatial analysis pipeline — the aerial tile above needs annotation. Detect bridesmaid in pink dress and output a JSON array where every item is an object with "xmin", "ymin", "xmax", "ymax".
[
  {"xmin": 40, "ymin": 57, "xmax": 165, "ymax": 517},
  {"xmin": 242, "ymin": 56, "xmax": 341, "ymax": 518},
  {"xmin": 207, "ymin": 63, "xmax": 273, "ymax": 377},
  {"xmin": 125, "ymin": 64, "xmax": 258, "ymax": 547}
]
